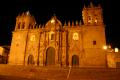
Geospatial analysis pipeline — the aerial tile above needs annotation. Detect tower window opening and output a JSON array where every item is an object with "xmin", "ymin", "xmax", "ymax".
[
  {"xmin": 95, "ymin": 18, "xmax": 98, "ymax": 23},
  {"xmin": 17, "ymin": 22, "xmax": 20, "ymax": 29},
  {"xmin": 88, "ymin": 16, "xmax": 91, "ymax": 20},
  {"xmin": 88, "ymin": 16, "xmax": 92, "ymax": 23},
  {"xmin": 22, "ymin": 22, "xmax": 25, "ymax": 29}
]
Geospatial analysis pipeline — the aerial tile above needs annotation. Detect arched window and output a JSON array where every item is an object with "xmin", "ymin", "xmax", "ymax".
[
  {"xmin": 28, "ymin": 55, "xmax": 34, "ymax": 65},
  {"xmin": 17, "ymin": 22, "xmax": 20, "ymax": 29},
  {"xmin": 22, "ymin": 22, "xmax": 25, "ymax": 29},
  {"xmin": 88, "ymin": 16, "xmax": 92, "ymax": 23},
  {"xmin": 51, "ymin": 34, "xmax": 55, "ymax": 40},
  {"xmin": 49, "ymin": 31, "xmax": 55, "ymax": 40},
  {"xmin": 73, "ymin": 32, "xmax": 79, "ymax": 40},
  {"xmin": 95, "ymin": 18, "xmax": 98, "ymax": 23}
]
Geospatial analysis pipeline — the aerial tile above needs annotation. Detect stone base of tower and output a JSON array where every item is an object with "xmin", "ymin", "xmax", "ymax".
[
  {"xmin": 79, "ymin": 49, "xmax": 107, "ymax": 68},
  {"xmin": 8, "ymin": 57, "xmax": 24, "ymax": 65},
  {"xmin": 8, "ymin": 61, "xmax": 24, "ymax": 65}
]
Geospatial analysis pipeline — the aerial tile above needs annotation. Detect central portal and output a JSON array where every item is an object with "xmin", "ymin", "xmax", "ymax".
[{"xmin": 46, "ymin": 47, "xmax": 55, "ymax": 65}]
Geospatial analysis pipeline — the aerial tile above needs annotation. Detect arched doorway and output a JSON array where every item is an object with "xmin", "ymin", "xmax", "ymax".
[
  {"xmin": 28, "ymin": 55, "xmax": 34, "ymax": 65},
  {"xmin": 72, "ymin": 55, "xmax": 79, "ymax": 66},
  {"xmin": 46, "ymin": 47, "xmax": 55, "ymax": 65}
]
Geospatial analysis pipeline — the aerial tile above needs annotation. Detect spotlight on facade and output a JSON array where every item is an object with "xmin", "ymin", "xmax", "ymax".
[
  {"xmin": 103, "ymin": 45, "xmax": 107, "ymax": 50},
  {"xmin": 51, "ymin": 19, "xmax": 55, "ymax": 23},
  {"xmin": 115, "ymin": 47, "xmax": 119, "ymax": 52},
  {"xmin": 0, "ymin": 47, "xmax": 3, "ymax": 55},
  {"xmin": 108, "ymin": 45, "xmax": 111, "ymax": 49}
]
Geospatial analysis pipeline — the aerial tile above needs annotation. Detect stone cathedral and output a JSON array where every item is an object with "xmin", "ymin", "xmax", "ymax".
[{"xmin": 8, "ymin": 3, "xmax": 107, "ymax": 67}]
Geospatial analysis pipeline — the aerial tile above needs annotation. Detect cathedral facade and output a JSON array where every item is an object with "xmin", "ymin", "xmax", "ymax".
[{"xmin": 8, "ymin": 4, "xmax": 107, "ymax": 67}]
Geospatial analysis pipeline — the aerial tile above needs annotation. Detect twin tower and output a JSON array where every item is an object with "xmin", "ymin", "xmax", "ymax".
[{"xmin": 9, "ymin": 3, "xmax": 107, "ymax": 67}]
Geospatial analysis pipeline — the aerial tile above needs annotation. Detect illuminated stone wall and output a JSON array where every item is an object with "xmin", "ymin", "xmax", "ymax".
[
  {"xmin": 107, "ymin": 52, "xmax": 116, "ymax": 68},
  {"xmin": 9, "ymin": 4, "xmax": 107, "ymax": 67}
]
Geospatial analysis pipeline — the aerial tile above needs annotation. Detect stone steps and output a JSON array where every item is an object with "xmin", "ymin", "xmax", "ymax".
[{"xmin": 0, "ymin": 64, "xmax": 120, "ymax": 80}]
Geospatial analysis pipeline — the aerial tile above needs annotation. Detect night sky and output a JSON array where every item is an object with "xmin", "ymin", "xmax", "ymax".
[{"xmin": 0, "ymin": 0, "xmax": 120, "ymax": 48}]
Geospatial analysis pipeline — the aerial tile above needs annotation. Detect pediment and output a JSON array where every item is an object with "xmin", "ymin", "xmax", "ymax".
[{"xmin": 45, "ymin": 16, "xmax": 62, "ymax": 30}]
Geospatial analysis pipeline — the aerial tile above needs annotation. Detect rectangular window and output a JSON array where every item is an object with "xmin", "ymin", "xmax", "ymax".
[
  {"xmin": 51, "ymin": 34, "xmax": 54, "ymax": 40},
  {"xmin": 93, "ymin": 40, "xmax": 96, "ymax": 45}
]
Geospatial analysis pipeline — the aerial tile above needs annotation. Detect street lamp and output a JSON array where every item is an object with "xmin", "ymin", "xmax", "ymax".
[
  {"xmin": 103, "ymin": 45, "xmax": 107, "ymax": 50},
  {"xmin": 115, "ymin": 47, "xmax": 119, "ymax": 52}
]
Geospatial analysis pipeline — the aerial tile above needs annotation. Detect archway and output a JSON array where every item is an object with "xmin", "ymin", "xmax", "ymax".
[
  {"xmin": 28, "ymin": 55, "xmax": 34, "ymax": 65},
  {"xmin": 72, "ymin": 55, "xmax": 79, "ymax": 66},
  {"xmin": 46, "ymin": 47, "xmax": 55, "ymax": 65}
]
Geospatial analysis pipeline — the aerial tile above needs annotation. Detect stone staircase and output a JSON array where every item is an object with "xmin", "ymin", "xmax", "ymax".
[
  {"xmin": 68, "ymin": 67, "xmax": 120, "ymax": 80},
  {"xmin": 0, "ymin": 64, "xmax": 120, "ymax": 80}
]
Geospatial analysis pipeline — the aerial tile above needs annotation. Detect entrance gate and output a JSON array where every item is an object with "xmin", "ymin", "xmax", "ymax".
[{"xmin": 46, "ymin": 47, "xmax": 55, "ymax": 65}]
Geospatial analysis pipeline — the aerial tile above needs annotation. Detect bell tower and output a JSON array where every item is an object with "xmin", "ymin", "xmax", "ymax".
[
  {"xmin": 81, "ymin": 2, "xmax": 107, "ymax": 67},
  {"xmin": 82, "ymin": 2, "xmax": 103, "ymax": 25},
  {"xmin": 9, "ymin": 11, "xmax": 36, "ymax": 65},
  {"xmin": 15, "ymin": 11, "xmax": 36, "ymax": 30}
]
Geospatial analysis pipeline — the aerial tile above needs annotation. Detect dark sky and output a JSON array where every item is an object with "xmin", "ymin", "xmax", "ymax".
[{"xmin": 0, "ymin": 0, "xmax": 120, "ymax": 48}]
